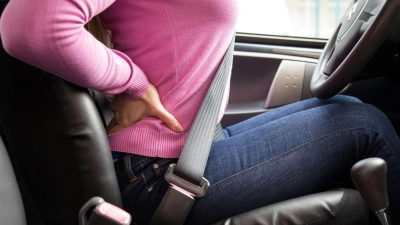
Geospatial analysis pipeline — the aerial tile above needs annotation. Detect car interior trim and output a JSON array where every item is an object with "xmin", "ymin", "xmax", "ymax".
[
  {"xmin": 235, "ymin": 43, "xmax": 323, "ymax": 59},
  {"xmin": 234, "ymin": 51, "xmax": 319, "ymax": 64},
  {"xmin": 265, "ymin": 60, "xmax": 306, "ymax": 109},
  {"xmin": 235, "ymin": 33, "xmax": 328, "ymax": 48}
]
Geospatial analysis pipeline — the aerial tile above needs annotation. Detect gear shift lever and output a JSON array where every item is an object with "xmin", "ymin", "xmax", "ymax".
[{"xmin": 351, "ymin": 158, "xmax": 391, "ymax": 225}]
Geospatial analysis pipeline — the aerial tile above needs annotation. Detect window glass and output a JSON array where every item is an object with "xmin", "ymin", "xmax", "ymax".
[{"xmin": 236, "ymin": 0, "xmax": 353, "ymax": 39}]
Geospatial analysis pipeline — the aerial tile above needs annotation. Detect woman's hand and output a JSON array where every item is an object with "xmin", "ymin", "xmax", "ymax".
[{"xmin": 106, "ymin": 83, "xmax": 183, "ymax": 134}]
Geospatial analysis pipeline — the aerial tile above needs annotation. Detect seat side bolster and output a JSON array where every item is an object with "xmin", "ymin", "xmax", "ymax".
[
  {"xmin": 212, "ymin": 189, "xmax": 369, "ymax": 225},
  {"xmin": 0, "ymin": 137, "xmax": 26, "ymax": 225}
]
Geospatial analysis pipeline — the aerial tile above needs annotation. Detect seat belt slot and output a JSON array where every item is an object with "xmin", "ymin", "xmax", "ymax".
[
  {"xmin": 150, "ymin": 164, "xmax": 209, "ymax": 225},
  {"xmin": 79, "ymin": 197, "xmax": 131, "ymax": 225},
  {"xmin": 150, "ymin": 186, "xmax": 194, "ymax": 225}
]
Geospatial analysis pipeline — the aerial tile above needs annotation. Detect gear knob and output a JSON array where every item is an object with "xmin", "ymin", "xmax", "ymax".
[
  {"xmin": 351, "ymin": 158, "xmax": 390, "ymax": 225},
  {"xmin": 351, "ymin": 158, "xmax": 388, "ymax": 211}
]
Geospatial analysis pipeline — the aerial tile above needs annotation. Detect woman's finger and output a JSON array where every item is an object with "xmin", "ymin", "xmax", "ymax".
[
  {"xmin": 154, "ymin": 107, "xmax": 183, "ymax": 132},
  {"xmin": 106, "ymin": 117, "xmax": 118, "ymax": 133},
  {"xmin": 107, "ymin": 123, "xmax": 126, "ymax": 134}
]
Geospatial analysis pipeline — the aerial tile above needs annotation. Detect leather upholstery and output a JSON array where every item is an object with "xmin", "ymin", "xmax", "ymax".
[
  {"xmin": 0, "ymin": 62, "xmax": 123, "ymax": 225},
  {"xmin": 0, "ymin": 136, "xmax": 26, "ymax": 225},
  {"xmin": 213, "ymin": 189, "xmax": 369, "ymax": 225},
  {"xmin": 0, "ymin": 9, "xmax": 123, "ymax": 223}
]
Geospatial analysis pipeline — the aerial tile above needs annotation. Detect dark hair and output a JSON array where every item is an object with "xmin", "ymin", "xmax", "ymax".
[
  {"xmin": 85, "ymin": 16, "xmax": 113, "ymax": 105},
  {"xmin": 85, "ymin": 16, "xmax": 112, "ymax": 48}
]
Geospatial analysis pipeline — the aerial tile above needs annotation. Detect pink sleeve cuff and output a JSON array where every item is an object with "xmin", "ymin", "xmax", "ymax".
[{"xmin": 111, "ymin": 49, "xmax": 149, "ymax": 100}]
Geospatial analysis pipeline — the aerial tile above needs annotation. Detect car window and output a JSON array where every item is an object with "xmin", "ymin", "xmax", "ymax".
[{"xmin": 236, "ymin": 0, "xmax": 353, "ymax": 39}]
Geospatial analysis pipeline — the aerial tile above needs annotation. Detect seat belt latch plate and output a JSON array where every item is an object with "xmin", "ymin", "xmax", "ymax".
[{"xmin": 164, "ymin": 164, "xmax": 209, "ymax": 198}]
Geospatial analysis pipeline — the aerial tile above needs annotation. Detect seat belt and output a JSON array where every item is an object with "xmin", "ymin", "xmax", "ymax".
[{"xmin": 150, "ymin": 36, "xmax": 235, "ymax": 225}]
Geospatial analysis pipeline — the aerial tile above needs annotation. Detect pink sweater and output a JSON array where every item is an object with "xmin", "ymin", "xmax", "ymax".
[{"xmin": 0, "ymin": 0, "xmax": 237, "ymax": 158}]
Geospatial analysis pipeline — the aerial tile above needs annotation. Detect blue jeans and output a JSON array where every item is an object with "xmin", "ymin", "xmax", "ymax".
[{"xmin": 114, "ymin": 96, "xmax": 400, "ymax": 225}]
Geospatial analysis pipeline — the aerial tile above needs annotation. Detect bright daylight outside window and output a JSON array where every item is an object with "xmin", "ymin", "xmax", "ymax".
[{"xmin": 236, "ymin": 0, "xmax": 353, "ymax": 39}]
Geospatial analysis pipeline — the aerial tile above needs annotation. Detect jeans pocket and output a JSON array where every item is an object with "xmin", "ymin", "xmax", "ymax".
[
  {"xmin": 119, "ymin": 155, "xmax": 148, "ymax": 195},
  {"xmin": 117, "ymin": 155, "xmax": 178, "ymax": 225},
  {"xmin": 151, "ymin": 158, "xmax": 176, "ymax": 178},
  {"xmin": 119, "ymin": 154, "xmax": 178, "ymax": 198},
  {"xmin": 121, "ymin": 174, "xmax": 144, "ymax": 197},
  {"xmin": 144, "ymin": 158, "xmax": 178, "ymax": 198}
]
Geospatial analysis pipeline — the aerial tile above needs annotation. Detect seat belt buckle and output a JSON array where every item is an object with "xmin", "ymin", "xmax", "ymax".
[
  {"xmin": 164, "ymin": 164, "xmax": 210, "ymax": 198},
  {"xmin": 150, "ymin": 164, "xmax": 210, "ymax": 225},
  {"xmin": 79, "ymin": 197, "xmax": 132, "ymax": 225}
]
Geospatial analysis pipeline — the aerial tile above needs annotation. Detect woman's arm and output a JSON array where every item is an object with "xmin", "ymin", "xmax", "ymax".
[{"xmin": 0, "ymin": 0, "xmax": 148, "ymax": 99}]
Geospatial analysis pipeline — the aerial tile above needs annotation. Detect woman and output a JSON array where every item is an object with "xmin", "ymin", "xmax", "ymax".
[{"xmin": 1, "ymin": 0, "xmax": 399, "ymax": 224}]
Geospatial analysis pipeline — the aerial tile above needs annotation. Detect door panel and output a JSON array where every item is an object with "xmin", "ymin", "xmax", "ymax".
[
  {"xmin": 221, "ymin": 39, "xmax": 322, "ymax": 127},
  {"xmin": 222, "ymin": 0, "xmax": 359, "ymax": 127}
]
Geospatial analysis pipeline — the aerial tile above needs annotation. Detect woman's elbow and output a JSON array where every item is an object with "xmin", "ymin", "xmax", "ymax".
[
  {"xmin": 1, "ymin": 30, "xmax": 26, "ymax": 59},
  {"xmin": 1, "ymin": 19, "xmax": 46, "ymax": 64},
  {"xmin": 0, "ymin": 0, "xmax": 53, "ymax": 62},
  {"xmin": 1, "ymin": 5, "xmax": 54, "ymax": 65}
]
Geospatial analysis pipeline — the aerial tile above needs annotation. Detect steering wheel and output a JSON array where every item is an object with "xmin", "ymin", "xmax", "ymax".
[{"xmin": 310, "ymin": 0, "xmax": 400, "ymax": 99}]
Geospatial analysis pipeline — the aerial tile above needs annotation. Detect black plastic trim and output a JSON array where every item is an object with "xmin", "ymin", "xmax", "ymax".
[
  {"xmin": 236, "ymin": 33, "xmax": 327, "ymax": 49},
  {"xmin": 235, "ymin": 43, "xmax": 322, "ymax": 59}
]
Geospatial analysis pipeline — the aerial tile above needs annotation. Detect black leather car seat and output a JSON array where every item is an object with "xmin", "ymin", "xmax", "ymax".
[
  {"xmin": 0, "ymin": 135, "xmax": 26, "ymax": 225},
  {"xmin": 213, "ymin": 188, "xmax": 368, "ymax": 225}
]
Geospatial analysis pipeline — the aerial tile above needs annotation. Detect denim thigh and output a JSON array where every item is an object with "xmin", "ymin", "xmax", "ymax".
[{"xmin": 185, "ymin": 99, "xmax": 400, "ymax": 225}]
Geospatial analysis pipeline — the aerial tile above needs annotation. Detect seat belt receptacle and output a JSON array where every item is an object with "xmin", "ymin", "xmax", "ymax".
[{"xmin": 150, "ymin": 164, "xmax": 210, "ymax": 225}]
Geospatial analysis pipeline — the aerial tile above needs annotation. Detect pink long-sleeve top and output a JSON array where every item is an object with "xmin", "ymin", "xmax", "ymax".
[{"xmin": 0, "ymin": 0, "xmax": 237, "ymax": 158}]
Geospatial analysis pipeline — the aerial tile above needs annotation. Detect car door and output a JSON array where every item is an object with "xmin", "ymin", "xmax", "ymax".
[{"xmin": 222, "ymin": 0, "xmax": 354, "ymax": 126}]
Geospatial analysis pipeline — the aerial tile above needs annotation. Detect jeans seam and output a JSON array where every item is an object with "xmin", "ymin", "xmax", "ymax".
[
  {"xmin": 130, "ymin": 157, "xmax": 152, "ymax": 170},
  {"xmin": 125, "ymin": 156, "xmax": 153, "ymax": 182},
  {"xmin": 121, "ymin": 174, "xmax": 144, "ymax": 197},
  {"xmin": 225, "ymin": 128, "xmax": 233, "ymax": 137},
  {"xmin": 124, "ymin": 155, "xmax": 136, "ymax": 182},
  {"xmin": 210, "ymin": 127, "xmax": 394, "ymax": 189},
  {"xmin": 372, "ymin": 130, "xmax": 400, "ymax": 165},
  {"xmin": 141, "ymin": 172, "xmax": 163, "ymax": 198},
  {"xmin": 155, "ymin": 158, "xmax": 175, "ymax": 167}
]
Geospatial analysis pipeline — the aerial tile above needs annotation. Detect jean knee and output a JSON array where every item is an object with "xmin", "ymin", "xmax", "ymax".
[
  {"xmin": 342, "ymin": 103, "xmax": 393, "ymax": 131},
  {"xmin": 329, "ymin": 95, "xmax": 362, "ymax": 104}
]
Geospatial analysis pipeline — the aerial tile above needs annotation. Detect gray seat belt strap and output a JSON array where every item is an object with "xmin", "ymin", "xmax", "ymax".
[
  {"xmin": 213, "ymin": 123, "xmax": 225, "ymax": 142},
  {"xmin": 150, "ymin": 36, "xmax": 234, "ymax": 225},
  {"xmin": 175, "ymin": 37, "xmax": 234, "ymax": 184}
]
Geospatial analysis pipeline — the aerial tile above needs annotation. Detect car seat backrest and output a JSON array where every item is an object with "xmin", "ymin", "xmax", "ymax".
[
  {"xmin": 0, "ymin": 135, "xmax": 26, "ymax": 225},
  {"xmin": 0, "ymin": 2, "xmax": 123, "ymax": 224}
]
